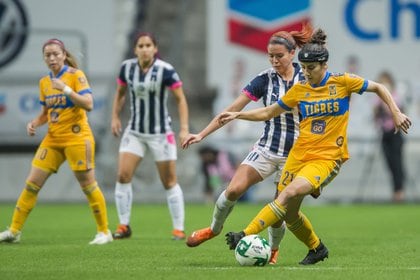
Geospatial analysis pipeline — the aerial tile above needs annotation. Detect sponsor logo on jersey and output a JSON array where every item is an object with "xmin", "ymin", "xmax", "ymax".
[
  {"xmin": 78, "ymin": 77, "xmax": 87, "ymax": 84},
  {"xmin": 50, "ymin": 111, "xmax": 59, "ymax": 123},
  {"xmin": 72, "ymin": 124, "xmax": 81, "ymax": 133},
  {"xmin": 336, "ymin": 136, "xmax": 344, "ymax": 147},
  {"xmin": 328, "ymin": 85, "xmax": 337, "ymax": 96},
  {"xmin": 311, "ymin": 120, "xmax": 326, "ymax": 134}
]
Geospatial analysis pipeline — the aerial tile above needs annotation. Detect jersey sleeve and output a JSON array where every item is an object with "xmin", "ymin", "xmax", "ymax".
[
  {"xmin": 242, "ymin": 74, "xmax": 268, "ymax": 101},
  {"xmin": 345, "ymin": 72, "xmax": 368, "ymax": 95},
  {"xmin": 162, "ymin": 67, "xmax": 182, "ymax": 90},
  {"xmin": 39, "ymin": 78, "xmax": 46, "ymax": 106},
  {"xmin": 74, "ymin": 70, "xmax": 92, "ymax": 95},
  {"xmin": 117, "ymin": 62, "xmax": 128, "ymax": 86},
  {"xmin": 277, "ymin": 85, "xmax": 298, "ymax": 111}
]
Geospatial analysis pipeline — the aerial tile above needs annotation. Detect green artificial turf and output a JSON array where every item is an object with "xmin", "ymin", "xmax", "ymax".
[{"xmin": 0, "ymin": 203, "xmax": 419, "ymax": 280}]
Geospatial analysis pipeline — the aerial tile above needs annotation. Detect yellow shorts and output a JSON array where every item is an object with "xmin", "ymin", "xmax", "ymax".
[
  {"xmin": 277, "ymin": 154, "xmax": 342, "ymax": 198},
  {"xmin": 32, "ymin": 140, "xmax": 95, "ymax": 173}
]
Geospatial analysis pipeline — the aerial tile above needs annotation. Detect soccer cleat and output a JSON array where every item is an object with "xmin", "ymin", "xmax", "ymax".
[
  {"xmin": 112, "ymin": 224, "xmax": 132, "ymax": 239},
  {"xmin": 225, "ymin": 231, "xmax": 245, "ymax": 250},
  {"xmin": 172, "ymin": 229, "xmax": 186, "ymax": 240},
  {"xmin": 89, "ymin": 230, "xmax": 113, "ymax": 245},
  {"xmin": 186, "ymin": 227, "xmax": 218, "ymax": 247},
  {"xmin": 0, "ymin": 229, "xmax": 21, "ymax": 243},
  {"xmin": 269, "ymin": 249, "xmax": 279, "ymax": 264},
  {"xmin": 299, "ymin": 241, "xmax": 329, "ymax": 265}
]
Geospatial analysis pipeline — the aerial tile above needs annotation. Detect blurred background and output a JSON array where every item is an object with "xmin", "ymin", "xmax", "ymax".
[{"xmin": 1, "ymin": 0, "xmax": 419, "ymax": 204}]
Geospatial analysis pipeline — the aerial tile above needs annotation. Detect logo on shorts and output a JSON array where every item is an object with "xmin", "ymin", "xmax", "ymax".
[
  {"xmin": 311, "ymin": 120, "xmax": 326, "ymax": 134},
  {"xmin": 72, "ymin": 124, "xmax": 81, "ymax": 133},
  {"xmin": 122, "ymin": 136, "xmax": 130, "ymax": 146},
  {"xmin": 77, "ymin": 160, "xmax": 84, "ymax": 166},
  {"xmin": 336, "ymin": 136, "xmax": 344, "ymax": 147}
]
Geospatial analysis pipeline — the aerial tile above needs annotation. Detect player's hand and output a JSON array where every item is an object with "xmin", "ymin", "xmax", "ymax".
[
  {"xmin": 178, "ymin": 129, "xmax": 189, "ymax": 145},
  {"xmin": 51, "ymin": 78, "xmax": 66, "ymax": 91},
  {"xmin": 27, "ymin": 122, "xmax": 36, "ymax": 136},
  {"xmin": 111, "ymin": 118, "xmax": 122, "ymax": 137},
  {"xmin": 217, "ymin": 112, "xmax": 239, "ymax": 126},
  {"xmin": 394, "ymin": 112, "xmax": 412, "ymax": 134},
  {"xmin": 181, "ymin": 133, "xmax": 203, "ymax": 149}
]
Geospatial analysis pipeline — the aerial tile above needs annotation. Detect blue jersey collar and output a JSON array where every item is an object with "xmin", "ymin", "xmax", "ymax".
[
  {"xmin": 49, "ymin": 65, "xmax": 68, "ymax": 79},
  {"xmin": 311, "ymin": 71, "xmax": 330, "ymax": 88}
]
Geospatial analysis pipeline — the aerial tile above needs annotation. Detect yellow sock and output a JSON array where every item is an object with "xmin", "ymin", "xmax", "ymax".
[
  {"xmin": 10, "ymin": 181, "xmax": 41, "ymax": 233},
  {"xmin": 244, "ymin": 200, "xmax": 286, "ymax": 235},
  {"xmin": 287, "ymin": 212, "xmax": 320, "ymax": 250},
  {"xmin": 82, "ymin": 182, "xmax": 109, "ymax": 233}
]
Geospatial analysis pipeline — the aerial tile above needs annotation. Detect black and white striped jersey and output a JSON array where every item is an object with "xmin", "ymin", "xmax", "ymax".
[
  {"xmin": 117, "ymin": 58, "xmax": 183, "ymax": 135},
  {"xmin": 242, "ymin": 63, "xmax": 304, "ymax": 157}
]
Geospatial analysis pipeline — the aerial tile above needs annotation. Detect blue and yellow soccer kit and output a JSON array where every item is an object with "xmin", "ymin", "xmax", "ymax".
[
  {"xmin": 277, "ymin": 72, "xmax": 368, "ymax": 196},
  {"xmin": 32, "ymin": 65, "xmax": 95, "ymax": 172}
]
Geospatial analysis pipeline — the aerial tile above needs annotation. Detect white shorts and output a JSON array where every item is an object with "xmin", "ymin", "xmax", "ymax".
[
  {"xmin": 119, "ymin": 129, "xmax": 177, "ymax": 161},
  {"xmin": 241, "ymin": 146, "xmax": 287, "ymax": 183}
]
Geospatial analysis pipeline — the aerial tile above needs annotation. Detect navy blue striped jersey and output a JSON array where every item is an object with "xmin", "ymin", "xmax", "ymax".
[
  {"xmin": 242, "ymin": 63, "xmax": 304, "ymax": 157},
  {"xmin": 117, "ymin": 58, "xmax": 183, "ymax": 134}
]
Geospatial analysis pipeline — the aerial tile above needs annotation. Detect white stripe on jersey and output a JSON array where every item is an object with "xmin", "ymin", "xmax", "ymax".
[
  {"xmin": 244, "ymin": 64, "xmax": 303, "ymax": 157},
  {"xmin": 120, "ymin": 58, "xmax": 180, "ymax": 134}
]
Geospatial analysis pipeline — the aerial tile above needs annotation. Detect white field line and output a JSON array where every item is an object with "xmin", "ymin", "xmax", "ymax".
[{"xmin": 176, "ymin": 266, "xmax": 420, "ymax": 271}]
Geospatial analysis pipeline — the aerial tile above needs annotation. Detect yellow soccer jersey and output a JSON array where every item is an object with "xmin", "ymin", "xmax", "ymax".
[
  {"xmin": 38, "ymin": 65, "xmax": 94, "ymax": 146},
  {"xmin": 278, "ymin": 72, "xmax": 368, "ymax": 162}
]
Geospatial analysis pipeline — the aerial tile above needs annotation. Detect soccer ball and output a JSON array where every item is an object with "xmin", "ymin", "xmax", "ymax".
[{"xmin": 234, "ymin": 234, "xmax": 271, "ymax": 266}]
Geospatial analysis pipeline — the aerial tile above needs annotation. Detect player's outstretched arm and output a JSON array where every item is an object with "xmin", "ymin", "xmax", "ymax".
[
  {"xmin": 181, "ymin": 133, "xmax": 202, "ymax": 149},
  {"xmin": 182, "ymin": 94, "xmax": 251, "ymax": 149},
  {"xmin": 367, "ymin": 80, "xmax": 412, "ymax": 134},
  {"xmin": 218, "ymin": 102, "xmax": 284, "ymax": 125}
]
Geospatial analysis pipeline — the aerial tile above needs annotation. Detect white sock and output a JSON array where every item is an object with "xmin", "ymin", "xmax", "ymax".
[
  {"xmin": 268, "ymin": 222, "xmax": 286, "ymax": 250},
  {"xmin": 166, "ymin": 184, "xmax": 184, "ymax": 231},
  {"xmin": 210, "ymin": 190, "xmax": 236, "ymax": 234},
  {"xmin": 115, "ymin": 182, "xmax": 133, "ymax": 225}
]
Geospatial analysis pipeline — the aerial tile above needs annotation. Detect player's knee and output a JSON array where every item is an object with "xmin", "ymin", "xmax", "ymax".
[
  {"xmin": 117, "ymin": 171, "xmax": 133, "ymax": 183},
  {"xmin": 162, "ymin": 177, "xmax": 177, "ymax": 188},
  {"xmin": 225, "ymin": 185, "xmax": 245, "ymax": 200},
  {"xmin": 281, "ymin": 186, "xmax": 300, "ymax": 200},
  {"xmin": 25, "ymin": 181, "xmax": 42, "ymax": 193}
]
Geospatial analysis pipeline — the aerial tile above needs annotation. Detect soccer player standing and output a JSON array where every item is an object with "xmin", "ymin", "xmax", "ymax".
[
  {"xmin": 220, "ymin": 28, "xmax": 412, "ymax": 264},
  {"xmin": 0, "ymin": 39, "xmax": 112, "ymax": 245},
  {"xmin": 111, "ymin": 32, "xmax": 189, "ymax": 240}
]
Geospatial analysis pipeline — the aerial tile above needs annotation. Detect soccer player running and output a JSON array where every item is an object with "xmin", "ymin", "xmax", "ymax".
[
  {"xmin": 219, "ymin": 28, "xmax": 412, "ymax": 264},
  {"xmin": 182, "ymin": 23, "xmax": 313, "ymax": 264},
  {"xmin": 111, "ymin": 32, "xmax": 189, "ymax": 240},
  {"xmin": 0, "ymin": 39, "xmax": 112, "ymax": 245}
]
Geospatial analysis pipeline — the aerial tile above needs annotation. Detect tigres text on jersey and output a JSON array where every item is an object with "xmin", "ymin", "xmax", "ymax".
[{"xmin": 278, "ymin": 72, "xmax": 368, "ymax": 162}]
